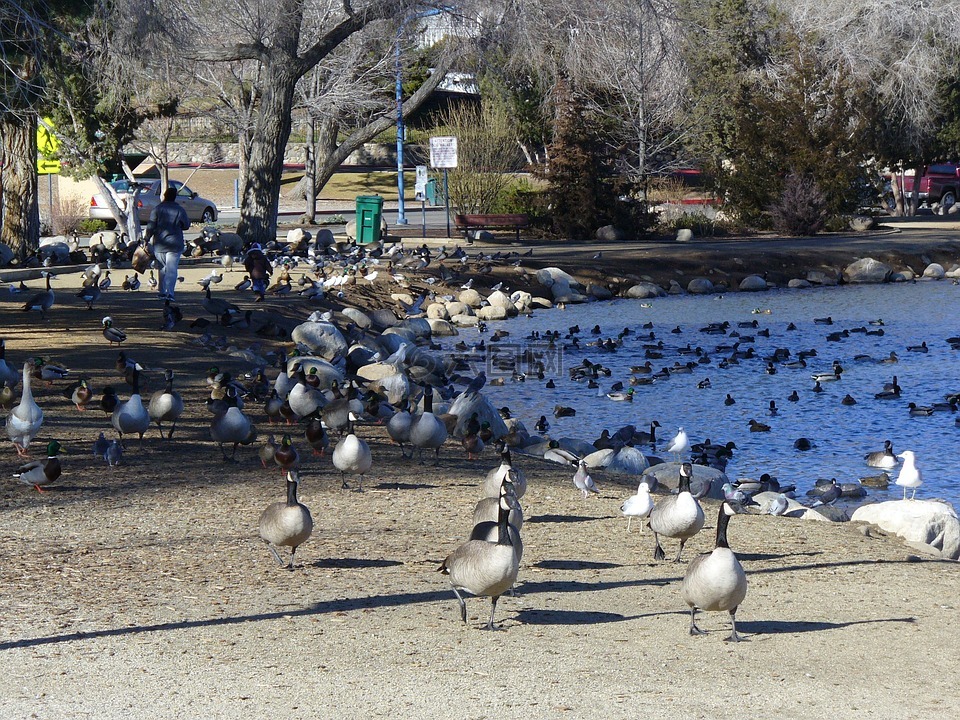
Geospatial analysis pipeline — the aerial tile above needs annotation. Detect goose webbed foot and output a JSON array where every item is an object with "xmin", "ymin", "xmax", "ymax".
[
  {"xmin": 725, "ymin": 611, "xmax": 747, "ymax": 642},
  {"xmin": 689, "ymin": 608, "xmax": 707, "ymax": 636},
  {"xmin": 452, "ymin": 588, "xmax": 467, "ymax": 624},
  {"xmin": 652, "ymin": 538, "xmax": 666, "ymax": 562}
]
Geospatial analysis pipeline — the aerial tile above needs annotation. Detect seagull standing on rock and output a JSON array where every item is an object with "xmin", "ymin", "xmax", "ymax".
[
  {"xmin": 664, "ymin": 427, "xmax": 690, "ymax": 459},
  {"xmin": 895, "ymin": 450, "xmax": 922, "ymax": 500}
]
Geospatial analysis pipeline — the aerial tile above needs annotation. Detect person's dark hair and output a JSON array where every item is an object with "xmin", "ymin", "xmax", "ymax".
[{"xmin": 163, "ymin": 187, "xmax": 177, "ymax": 202}]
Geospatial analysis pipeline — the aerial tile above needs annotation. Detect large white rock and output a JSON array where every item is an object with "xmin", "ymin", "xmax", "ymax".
[
  {"xmin": 444, "ymin": 301, "xmax": 471, "ymax": 317},
  {"xmin": 739, "ymin": 274, "xmax": 768, "ymax": 291},
  {"xmin": 396, "ymin": 318, "xmax": 432, "ymax": 339},
  {"xmin": 588, "ymin": 284, "xmax": 613, "ymax": 300},
  {"xmin": 530, "ymin": 296, "xmax": 553, "ymax": 309},
  {"xmin": 427, "ymin": 318, "xmax": 458, "ymax": 336},
  {"xmin": 625, "ymin": 282, "xmax": 666, "ymax": 299},
  {"xmin": 291, "ymin": 321, "xmax": 348, "ymax": 361},
  {"xmin": 922, "ymin": 263, "xmax": 945, "ymax": 279},
  {"xmin": 851, "ymin": 500, "xmax": 960, "ymax": 559},
  {"xmin": 341, "ymin": 307, "xmax": 371, "ymax": 329},
  {"xmin": 486, "ymin": 290, "xmax": 514, "ymax": 309},
  {"xmin": 603, "ymin": 446, "xmax": 651, "ymax": 475},
  {"xmin": 451, "ymin": 313, "xmax": 479, "ymax": 326},
  {"xmin": 476, "ymin": 305, "xmax": 509, "ymax": 321},
  {"xmin": 369, "ymin": 308, "xmax": 399, "ymax": 328},
  {"xmin": 537, "ymin": 266, "xmax": 582, "ymax": 290},
  {"xmin": 459, "ymin": 288, "xmax": 483, "ymax": 307},
  {"xmin": 510, "ymin": 290, "xmax": 533, "ymax": 311},
  {"xmin": 426, "ymin": 302, "xmax": 450, "ymax": 320},
  {"xmin": 843, "ymin": 257, "xmax": 891, "ymax": 283},
  {"xmin": 687, "ymin": 277, "xmax": 715, "ymax": 294},
  {"xmin": 447, "ymin": 392, "xmax": 509, "ymax": 439}
]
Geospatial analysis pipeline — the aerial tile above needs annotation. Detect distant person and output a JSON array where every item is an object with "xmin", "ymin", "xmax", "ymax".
[
  {"xmin": 145, "ymin": 187, "xmax": 190, "ymax": 301},
  {"xmin": 243, "ymin": 243, "xmax": 272, "ymax": 302}
]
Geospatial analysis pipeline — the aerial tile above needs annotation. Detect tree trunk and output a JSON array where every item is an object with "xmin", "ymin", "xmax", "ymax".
[
  {"xmin": 304, "ymin": 116, "xmax": 316, "ymax": 222},
  {"xmin": 910, "ymin": 164, "xmax": 924, "ymax": 216},
  {"xmin": 236, "ymin": 61, "xmax": 298, "ymax": 245},
  {"xmin": 0, "ymin": 114, "xmax": 41, "ymax": 259}
]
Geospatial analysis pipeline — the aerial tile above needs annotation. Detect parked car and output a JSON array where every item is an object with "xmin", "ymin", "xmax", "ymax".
[
  {"xmin": 893, "ymin": 163, "xmax": 960, "ymax": 211},
  {"xmin": 89, "ymin": 179, "xmax": 218, "ymax": 226}
]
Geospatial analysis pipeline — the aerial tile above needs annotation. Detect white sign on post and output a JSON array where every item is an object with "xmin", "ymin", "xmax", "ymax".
[
  {"xmin": 429, "ymin": 136, "xmax": 458, "ymax": 168},
  {"xmin": 415, "ymin": 165, "xmax": 428, "ymax": 198}
]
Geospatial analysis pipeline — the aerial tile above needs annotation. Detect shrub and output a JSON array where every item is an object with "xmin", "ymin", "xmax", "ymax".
[
  {"xmin": 768, "ymin": 172, "xmax": 827, "ymax": 236},
  {"xmin": 77, "ymin": 218, "xmax": 109, "ymax": 234},
  {"xmin": 48, "ymin": 192, "xmax": 91, "ymax": 236}
]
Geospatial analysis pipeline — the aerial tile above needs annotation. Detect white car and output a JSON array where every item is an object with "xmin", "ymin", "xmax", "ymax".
[{"xmin": 90, "ymin": 179, "xmax": 218, "ymax": 226}]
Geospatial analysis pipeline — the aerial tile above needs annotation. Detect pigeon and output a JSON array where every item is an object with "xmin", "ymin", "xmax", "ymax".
[{"xmin": 573, "ymin": 460, "xmax": 599, "ymax": 498}]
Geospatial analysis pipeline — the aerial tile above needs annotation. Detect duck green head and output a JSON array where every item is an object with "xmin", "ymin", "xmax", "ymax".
[
  {"xmin": 47, "ymin": 440, "xmax": 62, "ymax": 456},
  {"xmin": 281, "ymin": 433, "xmax": 293, "ymax": 447}
]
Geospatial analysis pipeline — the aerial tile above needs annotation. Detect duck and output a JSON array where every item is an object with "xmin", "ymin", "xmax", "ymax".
[
  {"xmin": 100, "ymin": 386, "xmax": 119, "ymax": 414},
  {"xmin": 209, "ymin": 386, "xmax": 254, "ymax": 461},
  {"xmin": 0, "ymin": 383, "xmax": 14, "ymax": 410},
  {"xmin": 648, "ymin": 462, "xmax": 704, "ymax": 562},
  {"xmin": 21, "ymin": 271, "xmax": 55, "ymax": 319},
  {"xmin": 607, "ymin": 387, "xmax": 635, "ymax": 402},
  {"xmin": 864, "ymin": 440, "xmax": 897, "ymax": 469},
  {"xmin": 462, "ymin": 427, "xmax": 485, "ymax": 460},
  {"xmin": 439, "ymin": 482, "xmax": 520, "ymax": 630},
  {"xmin": 34, "ymin": 357, "xmax": 69, "ymax": 383},
  {"xmin": 111, "ymin": 368, "xmax": 150, "ymax": 447},
  {"xmin": 573, "ymin": 459, "xmax": 599, "ymax": 498},
  {"xmin": 409, "ymin": 385, "xmax": 447, "ymax": 465},
  {"xmin": 748, "ymin": 419, "xmax": 771, "ymax": 432},
  {"xmin": 907, "ymin": 402, "xmax": 934, "ymax": 417},
  {"xmin": 148, "ymin": 369, "xmax": 185, "ymax": 439},
  {"xmin": 841, "ymin": 394, "xmax": 857, "ymax": 406},
  {"xmin": 263, "ymin": 389, "xmax": 283, "ymax": 423},
  {"xmin": 535, "ymin": 415, "xmax": 550, "ymax": 433},
  {"xmin": 7, "ymin": 362, "xmax": 43, "ymax": 456},
  {"xmin": 553, "ymin": 405, "xmax": 576, "ymax": 418},
  {"xmin": 811, "ymin": 363, "xmax": 843, "ymax": 382},
  {"xmin": 13, "ymin": 440, "xmax": 63, "ymax": 492},
  {"xmin": 101, "ymin": 316, "xmax": 128, "ymax": 345},
  {"xmin": 681, "ymin": 502, "xmax": 748, "ymax": 642},
  {"xmin": 332, "ymin": 412, "xmax": 372, "ymax": 491},
  {"xmin": 895, "ymin": 450, "xmax": 922, "ymax": 500},
  {"xmin": 259, "ymin": 434, "xmax": 278, "ymax": 469},
  {"xmin": 906, "ymin": 341, "xmax": 929, "ymax": 353},
  {"xmin": 273, "ymin": 433, "xmax": 301, "ymax": 473},
  {"xmin": 621, "ymin": 482, "xmax": 654, "ymax": 532},
  {"xmin": 64, "ymin": 378, "xmax": 93, "ymax": 411},
  {"xmin": 304, "ymin": 417, "xmax": 328, "ymax": 457},
  {"xmin": 259, "ymin": 470, "xmax": 313, "ymax": 569}
]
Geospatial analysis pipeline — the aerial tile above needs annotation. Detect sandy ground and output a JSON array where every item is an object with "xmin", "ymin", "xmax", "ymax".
[{"xmin": 0, "ymin": 253, "xmax": 958, "ymax": 719}]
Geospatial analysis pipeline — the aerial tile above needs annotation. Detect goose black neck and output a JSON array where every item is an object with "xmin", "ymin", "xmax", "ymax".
[
  {"xmin": 423, "ymin": 386, "xmax": 433, "ymax": 414},
  {"xmin": 501, "ymin": 448, "xmax": 511, "ymax": 465},
  {"xmin": 131, "ymin": 369, "xmax": 140, "ymax": 396},
  {"xmin": 650, "ymin": 422, "xmax": 657, "ymax": 441},
  {"xmin": 716, "ymin": 505, "xmax": 731, "ymax": 549},
  {"xmin": 496, "ymin": 497, "xmax": 513, "ymax": 546},
  {"xmin": 678, "ymin": 470, "xmax": 692, "ymax": 495},
  {"xmin": 286, "ymin": 479, "xmax": 299, "ymax": 505}
]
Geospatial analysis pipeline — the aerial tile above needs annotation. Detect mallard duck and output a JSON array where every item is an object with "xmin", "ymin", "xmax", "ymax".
[
  {"xmin": 64, "ymin": 378, "xmax": 93, "ymax": 411},
  {"xmin": 7, "ymin": 362, "xmax": 43, "ymax": 456},
  {"xmin": 273, "ymin": 433, "xmax": 301, "ymax": 473},
  {"xmin": 305, "ymin": 418, "xmax": 328, "ymax": 457},
  {"xmin": 21, "ymin": 271, "xmax": 55, "ymax": 319},
  {"xmin": 100, "ymin": 386, "xmax": 119, "ymax": 414},
  {"xmin": 13, "ymin": 440, "xmax": 62, "ymax": 492},
  {"xmin": 606, "ymin": 388, "xmax": 635, "ymax": 402},
  {"xmin": 101, "ymin": 316, "xmax": 127, "ymax": 345},
  {"xmin": 264, "ymin": 389, "xmax": 283, "ymax": 423},
  {"xmin": 259, "ymin": 470, "xmax": 313, "ymax": 569},
  {"xmin": 33, "ymin": 357, "xmax": 68, "ymax": 383},
  {"xmin": 0, "ymin": 383, "xmax": 14, "ymax": 410},
  {"xmin": 148, "ymin": 369, "xmax": 184, "ymax": 439},
  {"xmin": 111, "ymin": 368, "xmax": 150, "ymax": 447},
  {"xmin": 462, "ymin": 428, "xmax": 484, "ymax": 460},
  {"xmin": 210, "ymin": 387, "xmax": 254, "ymax": 462}
]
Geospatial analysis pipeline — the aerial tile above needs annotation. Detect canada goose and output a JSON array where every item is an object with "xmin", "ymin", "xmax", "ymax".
[
  {"xmin": 210, "ymin": 387, "xmax": 254, "ymax": 461},
  {"xmin": 621, "ymin": 482, "xmax": 654, "ymax": 532},
  {"xmin": 202, "ymin": 285, "xmax": 240, "ymax": 322},
  {"xmin": 864, "ymin": 440, "xmax": 897, "ymax": 469},
  {"xmin": 287, "ymin": 374, "xmax": 326, "ymax": 420},
  {"xmin": 111, "ymin": 368, "xmax": 150, "ymax": 447},
  {"xmin": 473, "ymin": 471, "xmax": 523, "ymax": 530},
  {"xmin": 273, "ymin": 433, "xmax": 301, "ymax": 473},
  {"xmin": 573, "ymin": 459, "xmax": 599, "ymax": 498},
  {"xmin": 332, "ymin": 412, "xmax": 372, "ymax": 491},
  {"xmin": 409, "ymin": 385, "xmax": 447, "ymax": 465},
  {"xmin": 470, "ymin": 494, "xmax": 524, "ymax": 561},
  {"xmin": 21, "ymin": 272, "xmax": 54, "ymax": 319},
  {"xmin": 386, "ymin": 402, "xmax": 414, "ymax": 458},
  {"xmin": 681, "ymin": 502, "xmax": 748, "ymax": 642},
  {"xmin": 259, "ymin": 470, "xmax": 313, "ymax": 569},
  {"xmin": 648, "ymin": 463, "xmax": 705, "ymax": 562},
  {"xmin": 7, "ymin": 362, "xmax": 44, "ymax": 456},
  {"xmin": 14, "ymin": 440, "xmax": 62, "ymax": 492},
  {"xmin": 439, "ymin": 483, "xmax": 520, "ymax": 630},
  {"xmin": 148, "ymin": 369, "xmax": 184, "ymax": 439},
  {"xmin": 895, "ymin": 450, "xmax": 922, "ymax": 499},
  {"xmin": 482, "ymin": 447, "xmax": 527, "ymax": 499}
]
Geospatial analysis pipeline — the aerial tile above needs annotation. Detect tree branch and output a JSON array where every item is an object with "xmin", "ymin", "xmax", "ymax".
[{"xmin": 186, "ymin": 42, "xmax": 268, "ymax": 63}]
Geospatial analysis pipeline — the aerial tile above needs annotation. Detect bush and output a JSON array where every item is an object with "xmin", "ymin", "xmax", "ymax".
[
  {"xmin": 77, "ymin": 218, "xmax": 109, "ymax": 234},
  {"xmin": 48, "ymin": 192, "xmax": 91, "ymax": 236},
  {"xmin": 768, "ymin": 172, "xmax": 827, "ymax": 236}
]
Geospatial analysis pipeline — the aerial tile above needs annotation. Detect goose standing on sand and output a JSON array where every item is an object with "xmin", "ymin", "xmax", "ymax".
[
  {"xmin": 332, "ymin": 412, "xmax": 372, "ymax": 491},
  {"xmin": 895, "ymin": 450, "xmax": 922, "ymax": 499},
  {"xmin": 664, "ymin": 427, "xmax": 690, "ymax": 460},
  {"xmin": 482, "ymin": 446, "xmax": 527, "ymax": 500},
  {"xmin": 21, "ymin": 272, "xmax": 54, "ymax": 319},
  {"xmin": 648, "ymin": 462, "xmax": 704, "ymax": 562},
  {"xmin": 7, "ymin": 362, "xmax": 43, "ymax": 456},
  {"xmin": 210, "ymin": 387, "xmax": 254, "ymax": 461},
  {"xmin": 409, "ymin": 385, "xmax": 447, "ymax": 465},
  {"xmin": 386, "ymin": 401, "xmax": 415, "ymax": 458},
  {"xmin": 681, "ymin": 502, "xmax": 748, "ymax": 642},
  {"xmin": 439, "ymin": 482, "xmax": 520, "ymax": 630},
  {"xmin": 621, "ymin": 481, "xmax": 654, "ymax": 532},
  {"xmin": 864, "ymin": 440, "xmax": 897, "ymax": 469},
  {"xmin": 148, "ymin": 369, "xmax": 184, "ymax": 439},
  {"xmin": 111, "ymin": 368, "xmax": 150, "ymax": 447},
  {"xmin": 14, "ymin": 440, "xmax": 63, "ymax": 492},
  {"xmin": 259, "ymin": 470, "xmax": 313, "ymax": 569},
  {"xmin": 473, "ymin": 470, "xmax": 524, "ymax": 530}
]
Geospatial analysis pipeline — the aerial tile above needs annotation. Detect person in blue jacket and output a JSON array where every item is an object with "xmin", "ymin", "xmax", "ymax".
[{"xmin": 145, "ymin": 187, "xmax": 190, "ymax": 301}]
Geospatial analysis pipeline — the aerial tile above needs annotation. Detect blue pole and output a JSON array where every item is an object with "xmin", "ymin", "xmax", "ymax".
[{"xmin": 395, "ymin": 26, "xmax": 407, "ymax": 225}]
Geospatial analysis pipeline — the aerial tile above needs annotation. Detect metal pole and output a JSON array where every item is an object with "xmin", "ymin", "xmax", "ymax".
[
  {"xmin": 395, "ymin": 26, "xmax": 408, "ymax": 225},
  {"xmin": 444, "ymin": 168, "xmax": 450, "ymax": 238},
  {"xmin": 421, "ymin": 198, "xmax": 426, "ymax": 238}
]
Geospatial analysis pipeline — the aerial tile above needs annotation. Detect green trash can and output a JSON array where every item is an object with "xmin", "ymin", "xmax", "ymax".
[
  {"xmin": 425, "ymin": 179, "xmax": 437, "ymax": 206},
  {"xmin": 355, "ymin": 195, "xmax": 384, "ymax": 244}
]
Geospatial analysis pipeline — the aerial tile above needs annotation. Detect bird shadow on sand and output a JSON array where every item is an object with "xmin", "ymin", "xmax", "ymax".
[
  {"xmin": 527, "ymin": 514, "xmax": 604, "ymax": 524},
  {"xmin": 308, "ymin": 557, "xmax": 403, "ymax": 570},
  {"xmin": 738, "ymin": 617, "xmax": 916, "ymax": 635},
  {"xmin": 737, "ymin": 550, "xmax": 823, "ymax": 562},
  {"xmin": 533, "ymin": 559, "xmax": 623, "ymax": 571},
  {"xmin": 369, "ymin": 482, "xmax": 437, "ymax": 491},
  {"xmin": 514, "ymin": 609, "xmax": 639, "ymax": 625}
]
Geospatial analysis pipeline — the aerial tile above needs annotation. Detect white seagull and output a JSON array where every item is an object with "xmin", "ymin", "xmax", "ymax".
[
  {"xmin": 621, "ymin": 482, "xmax": 654, "ymax": 532},
  {"xmin": 895, "ymin": 450, "xmax": 922, "ymax": 500},
  {"xmin": 664, "ymin": 427, "xmax": 690, "ymax": 460}
]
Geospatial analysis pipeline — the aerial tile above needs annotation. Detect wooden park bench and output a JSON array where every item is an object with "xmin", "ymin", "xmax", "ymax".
[{"xmin": 453, "ymin": 213, "xmax": 531, "ymax": 242}]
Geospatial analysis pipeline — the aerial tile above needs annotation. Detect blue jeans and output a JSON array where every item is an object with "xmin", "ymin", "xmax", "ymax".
[{"xmin": 156, "ymin": 250, "xmax": 181, "ymax": 299}]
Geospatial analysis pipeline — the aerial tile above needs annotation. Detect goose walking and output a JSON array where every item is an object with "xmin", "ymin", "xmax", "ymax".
[
  {"xmin": 439, "ymin": 482, "xmax": 520, "ymax": 630},
  {"xmin": 210, "ymin": 387, "xmax": 254, "ymax": 461},
  {"xmin": 7, "ymin": 362, "xmax": 43, "ymax": 456},
  {"xmin": 481, "ymin": 446, "xmax": 527, "ymax": 499},
  {"xmin": 648, "ymin": 462, "xmax": 704, "ymax": 562},
  {"xmin": 386, "ymin": 402, "xmax": 414, "ymax": 458},
  {"xmin": 895, "ymin": 450, "xmax": 922, "ymax": 500},
  {"xmin": 621, "ymin": 482, "xmax": 654, "ymax": 532},
  {"xmin": 332, "ymin": 412, "xmax": 372, "ymax": 491},
  {"xmin": 111, "ymin": 368, "xmax": 150, "ymax": 448},
  {"xmin": 148, "ymin": 369, "xmax": 184, "ymax": 439},
  {"xmin": 681, "ymin": 502, "xmax": 748, "ymax": 642},
  {"xmin": 21, "ymin": 272, "xmax": 55, "ymax": 319},
  {"xmin": 409, "ymin": 385, "xmax": 447, "ymax": 465},
  {"xmin": 14, "ymin": 440, "xmax": 62, "ymax": 492},
  {"xmin": 259, "ymin": 470, "xmax": 313, "ymax": 569}
]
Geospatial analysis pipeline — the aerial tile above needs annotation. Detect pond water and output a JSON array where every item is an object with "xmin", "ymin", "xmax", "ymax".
[{"xmin": 440, "ymin": 281, "xmax": 960, "ymax": 509}]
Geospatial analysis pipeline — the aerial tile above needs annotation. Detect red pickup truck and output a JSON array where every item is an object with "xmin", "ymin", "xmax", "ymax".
[{"xmin": 898, "ymin": 163, "xmax": 960, "ymax": 210}]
